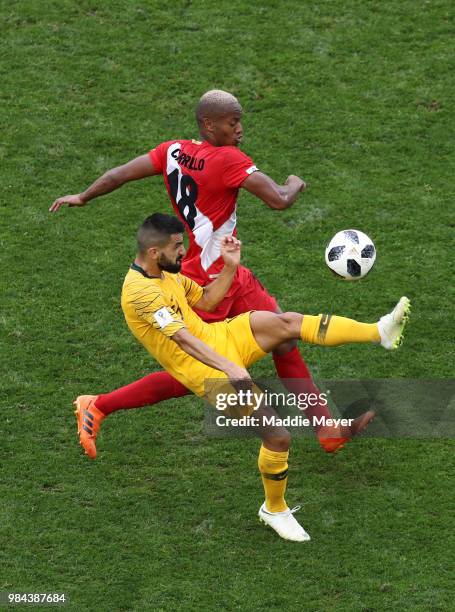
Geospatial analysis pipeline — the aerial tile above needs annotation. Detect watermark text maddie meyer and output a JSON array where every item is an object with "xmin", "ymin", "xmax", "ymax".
[{"xmin": 215, "ymin": 414, "xmax": 354, "ymax": 428}]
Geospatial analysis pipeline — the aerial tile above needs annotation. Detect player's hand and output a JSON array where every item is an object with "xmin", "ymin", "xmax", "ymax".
[
  {"xmin": 225, "ymin": 364, "xmax": 253, "ymax": 393},
  {"xmin": 285, "ymin": 175, "xmax": 307, "ymax": 192},
  {"xmin": 49, "ymin": 194, "xmax": 87, "ymax": 213},
  {"xmin": 220, "ymin": 235, "xmax": 241, "ymax": 268}
]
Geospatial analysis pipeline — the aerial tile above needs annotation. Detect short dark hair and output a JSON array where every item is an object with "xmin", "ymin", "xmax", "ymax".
[
  {"xmin": 195, "ymin": 89, "xmax": 242, "ymax": 126},
  {"xmin": 137, "ymin": 213, "xmax": 184, "ymax": 254}
]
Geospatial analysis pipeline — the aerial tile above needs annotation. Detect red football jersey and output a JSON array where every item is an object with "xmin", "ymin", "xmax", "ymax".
[{"xmin": 149, "ymin": 139, "xmax": 258, "ymax": 290}]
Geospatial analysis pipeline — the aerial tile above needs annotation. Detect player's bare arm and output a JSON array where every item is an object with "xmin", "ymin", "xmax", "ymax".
[
  {"xmin": 172, "ymin": 328, "xmax": 251, "ymax": 383},
  {"xmin": 193, "ymin": 236, "xmax": 241, "ymax": 312},
  {"xmin": 49, "ymin": 154, "xmax": 158, "ymax": 212},
  {"xmin": 242, "ymin": 171, "xmax": 306, "ymax": 210}
]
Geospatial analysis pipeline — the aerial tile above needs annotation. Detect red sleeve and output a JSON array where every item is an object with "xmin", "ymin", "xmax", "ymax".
[
  {"xmin": 148, "ymin": 141, "xmax": 170, "ymax": 175},
  {"xmin": 222, "ymin": 147, "xmax": 258, "ymax": 189}
]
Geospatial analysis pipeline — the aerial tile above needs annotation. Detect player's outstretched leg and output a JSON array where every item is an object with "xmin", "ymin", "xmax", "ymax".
[
  {"xmin": 270, "ymin": 345, "xmax": 375, "ymax": 453},
  {"xmin": 300, "ymin": 297, "xmax": 411, "ymax": 349},
  {"xmin": 271, "ymin": 344, "xmax": 342, "ymax": 452},
  {"xmin": 249, "ymin": 297, "xmax": 411, "ymax": 353},
  {"xmin": 74, "ymin": 372, "xmax": 189, "ymax": 459}
]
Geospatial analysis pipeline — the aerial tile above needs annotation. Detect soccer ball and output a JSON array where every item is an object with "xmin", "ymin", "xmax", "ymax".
[{"xmin": 325, "ymin": 229, "xmax": 376, "ymax": 280}]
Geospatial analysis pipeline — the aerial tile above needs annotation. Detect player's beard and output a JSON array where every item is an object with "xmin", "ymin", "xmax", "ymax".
[{"xmin": 158, "ymin": 253, "xmax": 182, "ymax": 273}]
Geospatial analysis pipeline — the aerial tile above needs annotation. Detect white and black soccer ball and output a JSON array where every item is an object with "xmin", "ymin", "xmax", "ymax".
[{"xmin": 325, "ymin": 229, "xmax": 376, "ymax": 280}]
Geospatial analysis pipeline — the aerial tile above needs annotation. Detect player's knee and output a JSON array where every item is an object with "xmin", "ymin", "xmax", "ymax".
[
  {"xmin": 278, "ymin": 312, "xmax": 301, "ymax": 338},
  {"xmin": 263, "ymin": 429, "xmax": 291, "ymax": 451}
]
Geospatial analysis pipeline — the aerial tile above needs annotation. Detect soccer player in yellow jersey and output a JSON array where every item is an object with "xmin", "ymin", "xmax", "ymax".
[{"xmin": 109, "ymin": 212, "xmax": 411, "ymax": 542}]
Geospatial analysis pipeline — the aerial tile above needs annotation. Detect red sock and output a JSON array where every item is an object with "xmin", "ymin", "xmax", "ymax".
[
  {"xmin": 272, "ymin": 347, "xmax": 332, "ymax": 434},
  {"xmin": 95, "ymin": 371, "xmax": 189, "ymax": 416}
]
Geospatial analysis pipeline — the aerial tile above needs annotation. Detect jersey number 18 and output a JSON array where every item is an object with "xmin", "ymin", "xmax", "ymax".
[{"xmin": 167, "ymin": 169, "xmax": 198, "ymax": 230}]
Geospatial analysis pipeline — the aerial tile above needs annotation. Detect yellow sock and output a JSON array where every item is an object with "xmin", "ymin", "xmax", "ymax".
[
  {"xmin": 258, "ymin": 444, "xmax": 289, "ymax": 513},
  {"xmin": 301, "ymin": 314, "xmax": 380, "ymax": 345}
]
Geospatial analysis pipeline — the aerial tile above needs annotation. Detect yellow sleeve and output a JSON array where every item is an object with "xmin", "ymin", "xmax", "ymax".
[
  {"xmin": 130, "ymin": 286, "xmax": 185, "ymax": 338},
  {"xmin": 179, "ymin": 274, "xmax": 204, "ymax": 307}
]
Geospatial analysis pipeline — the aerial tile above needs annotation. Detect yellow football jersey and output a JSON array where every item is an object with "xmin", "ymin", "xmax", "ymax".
[{"xmin": 121, "ymin": 264, "xmax": 265, "ymax": 397}]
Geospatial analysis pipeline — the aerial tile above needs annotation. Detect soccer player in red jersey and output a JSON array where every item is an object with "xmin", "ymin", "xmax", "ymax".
[{"xmin": 50, "ymin": 89, "xmax": 374, "ymax": 458}]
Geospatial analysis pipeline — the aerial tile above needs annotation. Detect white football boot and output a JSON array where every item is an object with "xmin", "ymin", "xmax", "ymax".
[
  {"xmin": 377, "ymin": 296, "xmax": 411, "ymax": 349},
  {"xmin": 258, "ymin": 503, "xmax": 311, "ymax": 542}
]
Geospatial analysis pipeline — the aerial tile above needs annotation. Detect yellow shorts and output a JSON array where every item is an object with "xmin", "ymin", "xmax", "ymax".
[
  {"xmin": 226, "ymin": 312, "xmax": 267, "ymax": 369},
  {"xmin": 188, "ymin": 312, "xmax": 266, "ymax": 398}
]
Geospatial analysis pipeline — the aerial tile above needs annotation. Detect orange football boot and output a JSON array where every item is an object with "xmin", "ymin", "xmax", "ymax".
[
  {"xmin": 74, "ymin": 395, "xmax": 105, "ymax": 459},
  {"xmin": 319, "ymin": 410, "xmax": 376, "ymax": 454}
]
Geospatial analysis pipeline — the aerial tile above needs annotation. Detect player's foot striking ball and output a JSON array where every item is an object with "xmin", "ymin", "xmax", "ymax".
[{"xmin": 377, "ymin": 296, "xmax": 411, "ymax": 349}]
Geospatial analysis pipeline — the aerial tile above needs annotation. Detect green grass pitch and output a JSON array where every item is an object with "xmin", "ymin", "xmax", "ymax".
[{"xmin": 1, "ymin": 1, "xmax": 454, "ymax": 610}]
